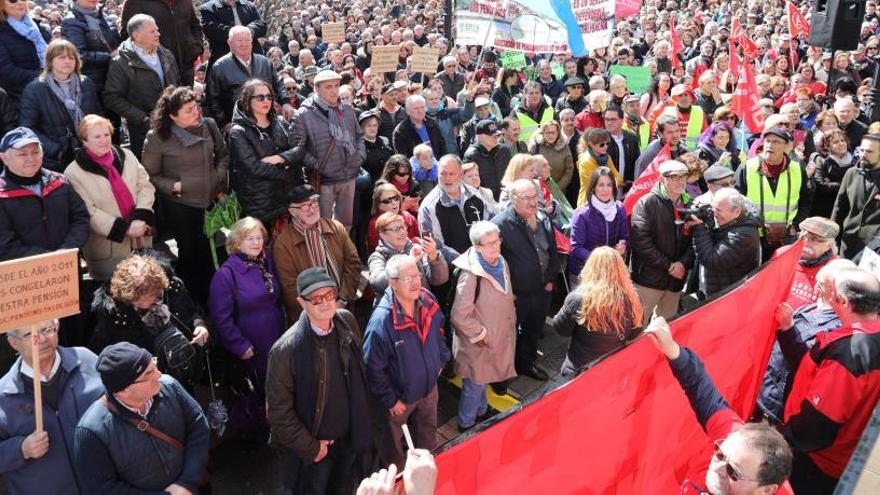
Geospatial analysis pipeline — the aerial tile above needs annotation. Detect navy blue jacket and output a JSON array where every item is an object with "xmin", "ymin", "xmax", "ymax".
[
  {"xmin": 0, "ymin": 20, "xmax": 51, "ymax": 102},
  {"xmin": 492, "ymin": 207, "xmax": 561, "ymax": 296},
  {"xmin": 60, "ymin": 8, "xmax": 121, "ymax": 91},
  {"xmin": 0, "ymin": 347, "xmax": 103, "ymax": 495},
  {"xmin": 74, "ymin": 375, "xmax": 210, "ymax": 494},
  {"xmin": 363, "ymin": 288, "xmax": 451, "ymax": 409},
  {"xmin": 0, "ymin": 169, "xmax": 90, "ymax": 262},
  {"xmin": 19, "ymin": 77, "xmax": 102, "ymax": 172}
]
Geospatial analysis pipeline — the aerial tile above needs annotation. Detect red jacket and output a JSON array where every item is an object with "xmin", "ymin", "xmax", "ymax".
[
  {"xmin": 574, "ymin": 109, "xmax": 605, "ymax": 133},
  {"xmin": 781, "ymin": 319, "xmax": 880, "ymax": 477}
]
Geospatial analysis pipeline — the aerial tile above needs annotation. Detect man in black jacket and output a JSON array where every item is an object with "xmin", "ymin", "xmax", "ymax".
[
  {"xmin": 199, "ymin": 0, "xmax": 267, "ymax": 67},
  {"xmin": 462, "ymin": 120, "xmax": 511, "ymax": 200},
  {"xmin": 604, "ymin": 105, "xmax": 640, "ymax": 191},
  {"xmin": 832, "ymin": 133, "xmax": 880, "ymax": 258},
  {"xmin": 392, "ymin": 94, "xmax": 445, "ymax": 159},
  {"xmin": 492, "ymin": 179, "xmax": 560, "ymax": 381}
]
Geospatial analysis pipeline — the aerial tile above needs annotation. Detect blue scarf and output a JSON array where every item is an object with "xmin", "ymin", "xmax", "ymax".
[
  {"xmin": 410, "ymin": 156, "xmax": 438, "ymax": 183},
  {"xmin": 8, "ymin": 16, "xmax": 47, "ymax": 68},
  {"xmin": 588, "ymin": 147, "xmax": 609, "ymax": 167},
  {"xmin": 477, "ymin": 252, "xmax": 506, "ymax": 290}
]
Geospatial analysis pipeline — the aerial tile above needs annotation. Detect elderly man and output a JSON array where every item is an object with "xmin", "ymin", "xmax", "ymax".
[
  {"xmin": 493, "ymin": 179, "xmax": 560, "ymax": 381},
  {"xmin": 630, "ymin": 160, "xmax": 695, "ymax": 321},
  {"xmin": 266, "ymin": 268, "xmax": 372, "ymax": 494},
  {"xmin": 458, "ymin": 96, "xmax": 493, "ymax": 154},
  {"xmin": 686, "ymin": 188, "xmax": 761, "ymax": 297},
  {"xmin": 74, "ymin": 342, "xmax": 210, "ymax": 495},
  {"xmin": 435, "ymin": 55, "xmax": 464, "ymax": 100},
  {"xmin": 622, "ymin": 94, "xmax": 651, "ymax": 150},
  {"xmin": 199, "ymin": 0, "xmax": 267, "ymax": 67},
  {"xmin": 573, "ymin": 89, "xmax": 607, "ymax": 133},
  {"xmin": 513, "ymin": 82, "xmax": 554, "ymax": 143},
  {"xmin": 554, "ymin": 76, "xmax": 588, "ymax": 115},
  {"xmin": 779, "ymin": 217, "xmax": 842, "ymax": 311},
  {"xmin": 290, "ymin": 70, "xmax": 364, "ymax": 230},
  {"xmin": 120, "ymin": 0, "xmax": 202, "ymax": 86},
  {"xmin": 0, "ymin": 319, "xmax": 103, "ymax": 494},
  {"xmin": 294, "ymin": 49, "xmax": 316, "ymax": 81},
  {"xmin": 832, "ymin": 133, "xmax": 880, "ymax": 258},
  {"xmin": 463, "ymin": 120, "xmax": 511, "ymax": 201},
  {"xmin": 205, "ymin": 26, "xmax": 292, "ymax": 126},
  {"xmin": 273, "ymin": 185, "xmax": 362, "ymax": 324},
  {"xmin": 363, "ymin": 254, "xmax": 451, "ymax": 468},
  {"xmin": 104, "ymin": 14, "xmax": 180, "ymax": 157},
  {"xmin": 0, "ymin": 127, "xmax": 89, "ymax": 262},
  {"xmin": 418, "ymin": 155, "xmax": 491, "ymax": 261},
  {"xmin": 651, "ymin": 84, "xmax": 707, "ymax": 150},
  {"xmin": 694, "ymin": 71, "xmax": 723, "ymax": 118},
  {"xmin": 536, "ymin": 60, "xmax": 563, "ymax": 105},
  {"xmin": 778, "ymin": 267, "xmax": 880, "ymax": 493},
  {"xmin": 425, "ymin": 86, "xmax": 475, "ymax": 156},
  {"xmin": 833, "ymin": 98, "xmax": 867, "ymax": 152},
  {"xmin": 392, "ymin": 94, "xmax": 445, "ymax": 159}
]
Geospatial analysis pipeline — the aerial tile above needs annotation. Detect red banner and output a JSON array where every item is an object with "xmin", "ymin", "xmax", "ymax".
[
  {"xmin": 615, "ymin": 0, "xmax": 641, "ymax": 19},
  {"xmin": 788, "ymin": 1, "xmax": 811, "ymax": 38},
  {"xmin": 728, "ymin": 36, "xmax": 741, "ymax": 78},
  {"xmin": 433, "ymin": 243, "xmax": 804, "ymax": 494},
  {"xmin": 623, "ymin": 143, "xmax": 669, "ymax": 215},
  {"xmin": 731, "ymin": 60, "xmax": 766, "ymax": 134},
  {"xmin": 731, "ymin": 19, "xmax": 759, "ymax": 59},
  {"xmin": 670, "ymin": 17, "xmax": 682, "ymax": 70}
]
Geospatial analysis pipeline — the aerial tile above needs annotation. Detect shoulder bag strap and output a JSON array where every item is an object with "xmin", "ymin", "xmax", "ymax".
[
  {"xmin": 315, "ymin": 138, "xmax": 337, "ymax": 176},
  {"xmin": 100, "ymin": 395, "xmax": 184, "ymax": 451}
]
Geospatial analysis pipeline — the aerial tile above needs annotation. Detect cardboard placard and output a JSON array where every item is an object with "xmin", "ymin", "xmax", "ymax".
[
  {"xmin": 501, "ymin": 51, "xmax": 527, "ymax": 69},
  {"xmin": 0, "ymin": 249, "xmax": 80, "ymax": 332},
  {"xmin": 411, "ymin": 46, "xmax": 440, "ymax": 74},
  {"xmin": 322, "ymin": 21, "xmax": 345, "ymax": 44},
  {"xmin": 551, "ymin": 62, "xmax": 566, "ymax": 80},
  {"xmin": 371, "ymin": 45, "xmax": 401, "ymax": 73},
  {"xmin": 608, "ymin": 65, "xmax": 652, "ymax": 94}
]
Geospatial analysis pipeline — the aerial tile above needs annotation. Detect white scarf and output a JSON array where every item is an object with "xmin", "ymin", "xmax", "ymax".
[{"xmin": 590, "ymin": 195, "xmax": 618, "ymax": 222}]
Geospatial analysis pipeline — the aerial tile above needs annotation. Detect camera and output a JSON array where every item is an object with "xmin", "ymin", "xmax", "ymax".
[{"xmin": 678, "ymin": 204, "xmax": 715, "ymax": 227}]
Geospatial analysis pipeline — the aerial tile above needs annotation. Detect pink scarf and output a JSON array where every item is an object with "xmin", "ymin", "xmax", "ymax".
[{"xmin": 86, "ymin": 148, "xmax": 135, "ymax": 219}]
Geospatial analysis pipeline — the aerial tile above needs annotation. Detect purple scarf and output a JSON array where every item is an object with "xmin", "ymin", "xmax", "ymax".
[{"xmin": 87, "ymin": 148, "xmax": 135, "ymax": 219}]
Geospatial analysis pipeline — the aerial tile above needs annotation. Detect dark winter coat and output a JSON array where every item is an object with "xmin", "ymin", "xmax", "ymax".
[
  {"xmin": 832, "ymin": 164, "xmax": 880, "ymax": 259},
  {"xmin": 568, "ymin": 201, "xmax": 629, "ymax": 276},
  {"xmin": 204, "ymin": 53, "xmax": 289, "ymax": 126},
  {"xmin": 690, "ymin": 211, "xmax": 762, "ymax": 296},
  {"xmin": 363, "ymin": 136, "xmax": 394, "ymax": 180},
  {"xmin": 228, "ymin": 104, "xmax": 301, "ymax": 223},
  {"xmin": 462, "ymin": 143, "xmax": 511, "ymax": 200},
  {"xmin": 120, "ymin": 0, "xmax": 204, "ymax": 70},
  {"xmin": 492, "ymin": 207, "xmax": 560, "ymax": 296},
  {"xmin": 19, "ymin": 76, "xmax": 102, "ymax": 172},
  {"xmin": 0, "ymin": 169, "xmax": 90, "ymax": 261},
  {"xmin": 289, "ymin": 96, "xmax": 365, "ymax": 184},
  {"xmin": 0, "ymin": 19, "xmax": 50, "ymax": 102},
  {"xmin": 630, "ymin": 184, "xmax": 695, "ymax": 291},
  {"xmin": 811, "ymin": 152, "xmax": 856, "ymax": 219},
  {"xmin": 199, "ymin": 0, "xmax": 266, "ymax": 65},
  {"xmin": 0, "ymin": 87, "xmax": 17, "ymax": 137},
  {"xmin": 392, "ymin": 116, "xmax": 445, "ymax": 159},
  {"xmin": 60, "ymin": 7, "xmax": 121, "ymax": 91}
]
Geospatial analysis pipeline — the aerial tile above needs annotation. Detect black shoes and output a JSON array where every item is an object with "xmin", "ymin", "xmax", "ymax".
[
  {"xmin": 518, "ymin": 364, "xmax": 549, "ymax": 381},
  {"xmin": 489, "ymin": 381, "xmax": 508, "ymax": 396}
]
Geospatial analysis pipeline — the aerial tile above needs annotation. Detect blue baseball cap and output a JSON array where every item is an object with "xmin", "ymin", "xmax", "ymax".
[{"xmin": 0, "ymin": 127, "xmax": 41, "ymax": 152}]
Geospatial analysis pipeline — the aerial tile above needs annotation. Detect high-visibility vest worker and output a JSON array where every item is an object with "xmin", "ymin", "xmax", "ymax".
[
  {"xmin": 515, "ymin": 104, "xmax": 554, "ymax": 143},
  {"xmin": 743, "ymin": 156, "xmax": 803, "ymax": 225}
]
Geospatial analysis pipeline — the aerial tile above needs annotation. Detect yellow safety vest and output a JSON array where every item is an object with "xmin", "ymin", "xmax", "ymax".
[
  {"xmin": 517, "ymin": 106, "xmax": 554, "ymax": 143},
  {"xmin": 744, "ymin": 157, "xmax": 802, "ymax": 224},
  {"xmin": 660, "ymin": 106, "xmax": 705, "ymax": 149},
  {"xmin": 624, "ymin": 119, "xmax": 652, "ymax": 150}
]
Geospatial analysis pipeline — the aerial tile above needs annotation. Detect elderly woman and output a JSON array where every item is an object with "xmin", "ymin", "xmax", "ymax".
[
  {"xmin": 552, "ymin": 246, "xmax": 643, "ymax": 375},
  {"xmin": 528, "ymin": 120, "xmax": 574, "ymax": 192},
  {"xmin": 450, "ymin": 221, "xmax": 517, "ymax": 431},
  {"xmin": 367, "ymin": 182, "xmax": 420, "ymax": 252},
  {"xmin": 569, "ymin": 167, "xmax": 628, "ymax": 283},
  {"xmin": 209, "ymin": 217, "xmax": 284, "ymax": 432},
  {"xmin": 65, "ymin": 115, "xmax": 155, "ymax": 280},
  {"xmin": 576, "ymin": 128, "xmax": 623, "ymax": 206},
  {"xmin": 0, "ymin": 0, "xmax": 50, "ymax": 104},
  {"xmin": 142, "ymin": 85, "xmax": 229, "ymax": 306},
  {"xmin": 368, "ymin": 211, "xmax": 447, "ymax": 297},
  {"xmin": 20, "ymin": 39, "xmax": 101, "ymax": 171},
  {"xmin": 91, "ymin": 254, "xmax": 210, "ymax": 389},
  {"xmin": 229, "ymin": 79, "xmax": 300, "ymax": 233}
]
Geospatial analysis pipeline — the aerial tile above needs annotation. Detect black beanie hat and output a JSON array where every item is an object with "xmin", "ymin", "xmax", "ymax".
[{"xmin": 96, "ymin": 342, "xmax": 154, "ymax": 393}]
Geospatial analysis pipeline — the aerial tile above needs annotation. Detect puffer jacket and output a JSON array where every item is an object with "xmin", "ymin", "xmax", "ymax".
[
  {"xmin": 141, "ymin": 117, "xmax": 229, "ymax": 210},
  {"xmin": 427, "ymin": 99, "xmax": 474, "ymax": 156},
  {"xmin": 529, "ymin": 133, "xmax": 574, "ymax": 191},
  {"xmin": 120, "ymin": 0, "xmax": 204, "ymax": 71},
  {"xmin": 228, "ymin": 103, "xmax": 301, "ymax": 223},
  {"xmin": 19, "ymin": 76, "xmax": 102, "ymax": 172},
  {"xmin": 60, "ymin": 7, "xmax": 121, "ymax": 91},
  {"xmin": 630, "ymin": 183, "xmax": 695, "ymax": 292},
  {"xmin": 690, "ymin": 211, "xmax": 762, "ymax": 296},
  {"xmin": 0, "ymin": 19, "xmax": 50, "ymax": 102},
  {"xmin": 290, "ymin": 95, "xmax": 365, "ymax": 184}
]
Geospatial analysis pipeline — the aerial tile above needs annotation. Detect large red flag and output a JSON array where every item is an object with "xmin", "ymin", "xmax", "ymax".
[
  {"xmin": 728, "ymin": 36, "xmax": 741, "ymax": 78},
  {"xmin": 731, "ymin": 61, "xmax": 766, "ymax": 134},
  {"xmin": 433, "ymin": 243, "xmax": 803, "ymax": 494},
  {"xmin": 623, "ymin": 143, "xmax": 670, "ymax": 215},
  {"xmin": 615, "ymin": 0, "xmax": 641, "ymax": 19},
  {"xmin": 731, "ymin": 19, "xmax": 759, "ymax": 59},
  {"xmin": 670, "ymin": 17, "xmax": 682, "ymax": 70},
  {"xmin": 788, "ymin": 1, "xmax": 811, "ymax": 38}
]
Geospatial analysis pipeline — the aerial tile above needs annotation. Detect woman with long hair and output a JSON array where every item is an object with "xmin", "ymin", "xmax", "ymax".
[
  {"xmin": 498, "ymin": 153, "xmax": 537, "ymax": 205},
  {"xmin": 640, "ymin": 71, "xmax": 672, "ymax": 119},
  {"xmin": 568, "ymin": 167, "xmax": 628, "ymax": 282},
  {"xmin": 492, "ymin": 67, "xmax": 520, "ymax": 117},
  {"xmin": 142, "ymin": 85, "xmax": 229, "ymax": 305},
  {"xmin": 228, "ymin": 79, "xmax": 300, "ymax": 233},
  {"xmin": 552, "ymin": 246, "xmax": 643, "ymax": 375},
  {"xmin": 812, "ymin": 129, "xmax": 856, "ymax": 218}
]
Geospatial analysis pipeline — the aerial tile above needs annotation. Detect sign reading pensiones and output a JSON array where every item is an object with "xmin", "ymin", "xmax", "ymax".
[
  {"xmin": 371, "ymin": 45, "xmax": 400, "ymax": 73},
  {"xmin": 0, "ymin": 249, "xmax": 80, "ymax": 333},
  {"xmin": 322, "ymin": 21, "xmax": 345, "ymax": 44},
  {"xmin": 411, "ymin": 46, "xmax": 440, "ymax": 74}
]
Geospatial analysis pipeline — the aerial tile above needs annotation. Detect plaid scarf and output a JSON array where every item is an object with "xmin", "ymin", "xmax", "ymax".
[{"xmin": 293, "ymin": 220, "xmax": 341, "ymax": 286}]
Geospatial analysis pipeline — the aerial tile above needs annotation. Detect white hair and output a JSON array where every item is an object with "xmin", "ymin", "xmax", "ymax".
[{"xmin": 228, "ymin": 25, "xmax": 252, "ymax": 40}]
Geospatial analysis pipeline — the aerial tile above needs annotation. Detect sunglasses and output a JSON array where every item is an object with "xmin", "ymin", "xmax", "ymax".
[
  {"xmin": 379, "ymin": 196, "xmax": 401, "ymax": 205},
  {"xmin": 305, "ymin": 288, "xmax": 337, "ymax": 306},
  {"xmin": 395, "ymin": 171, "xmax": 411, "ymax": 177},
  {"xmin": 595, "ymin": 141, "xmax": 610, "ymax": 147},
  {"xmin": 250, "ymin": 94, "xmax": 276, "ymax": 102},
  {"xmin": 713, "ymin": 440, "xmax": 759, "ymax": 483}
]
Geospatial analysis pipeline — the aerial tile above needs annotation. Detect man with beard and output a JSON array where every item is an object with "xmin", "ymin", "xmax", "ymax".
[{"xmin": 832, "ymin": 133, "xmax": 880, "ymax": 258}]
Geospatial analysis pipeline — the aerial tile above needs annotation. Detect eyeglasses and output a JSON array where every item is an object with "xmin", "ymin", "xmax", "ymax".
[
  {"xmin": 133, "ymin": 357, "xmax": 160, "ymax": 384},
  {"xmin": 379, "ymin": 196, "xmax": 401, "ymax": 205},
  {"xmin": 594, "ymin": 141, "xmax": 610, "ymax": 147},
  {"xmin": 713, "ymin": 440, "xmax": 760, "ymax": 483},
  {"xmin": 305, "ymin": 288, "xmax": 337, "ymax": 306},
  {"xmin": 382, "ymin": 225, "xmax": 407, "ymax": 233},
  {"xmin": 11, "ymin": 324, "xmax": 58, "ymax": 341},
  {"xmin": 664, "ymin": 174, "xmax": 688, "ymax": 182},
  {"xmin": 395, "ymin": 171, "xmax": 411, "ymax": 177},
  {"xmin": 603, "ymin": 117, "xmax": 620, "ymax": 122},
  {"xmin": 285, "ymin": 85, "xmax": 296, "ymax": 91},
  {"xmin": 250, "ymin": 94, "xmax": 276, "ymax": 102},
  {"xmin": 391, "ymin": 274, "xmax": 422, "ymax": 284},
  {"xmin": 289, "ymin": 199, "xmax": 319, "ymax": 211}
]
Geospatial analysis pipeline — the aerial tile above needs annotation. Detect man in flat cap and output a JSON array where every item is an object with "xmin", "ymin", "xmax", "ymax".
[
  {"xmin": 290, "ymin": 70, "xmax": 365, "ymax": 231},
  {"xmin": 74, "ymin": 342, "xmax": 209, "ymax": 495},
  {"xmin": 554, "ymin": 77, "xmax": 588, "ymax": 116}
]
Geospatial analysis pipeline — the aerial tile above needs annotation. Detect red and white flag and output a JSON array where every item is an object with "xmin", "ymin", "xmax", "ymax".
[
  {"xmin": 788, "ymin": 1, "xmax": 811, "ymax": 38},
  {"xmin": 731, "ymin": 61, "xmax": 766, "ymax": 134},
  {"xmin": 623, "ymin": 143, "xmax": 671, "ymax": 215}
]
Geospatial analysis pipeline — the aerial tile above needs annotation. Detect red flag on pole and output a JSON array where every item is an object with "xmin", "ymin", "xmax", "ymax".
[
  {"xmin": 788, "ymin": 1, "xmax": 811, "ymax": 38},
  {"xmin": 728, "ymin": 36, "xmax": 741, "ymax": 78},
  {"xmin": 731, "ymin": 61, "xmax": 766, "ymax": 134},
  {"xmin": 623, "ymin": 143, "xmax": 671, "ymax": 215},
  {"xmin": 731, "ymin": 19, "xmax": 759, "ymax": 59},
  {"xmin": 670, "ymin": 17, "xmax": 682, "ymax": 70}
]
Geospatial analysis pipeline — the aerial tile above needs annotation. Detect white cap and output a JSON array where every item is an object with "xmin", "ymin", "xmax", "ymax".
[
  {"xmin": 314, "ymin": 69, "xmax": 342, "ymax": 84},
  {"xmin": 658, "ymin": 160, "xmax": 689, "ymax": 176},
  {"xmin": 474, "ymin": 97, "xmax": 490, "ymax": 108}
]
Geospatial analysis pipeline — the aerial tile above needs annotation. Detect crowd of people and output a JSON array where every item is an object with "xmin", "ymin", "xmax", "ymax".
[{"xmin": 1, "ymin": 0, "xmax": 880, "ymax": 493}]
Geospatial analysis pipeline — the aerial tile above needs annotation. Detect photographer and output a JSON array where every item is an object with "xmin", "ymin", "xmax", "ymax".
[{"xmin": 686, "ymin": 188, "xmax": 762, "ymax": 297}]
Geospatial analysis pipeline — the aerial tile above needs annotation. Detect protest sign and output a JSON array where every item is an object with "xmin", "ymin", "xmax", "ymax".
[
  {"xmin": 608, "ymin": 65, "xmax": 652, "ymax": 94},
  {"xmin": 501, "ymin": 51, "xmax": 527, "ymax": 69},
  {"xmin": 411, "ymin": 46, "xmax": 440, "ymax": 74},
  {"xmin": 615, "ymin": 0, "xmax": 641, "ymax": 18},
  {"xmin": 0, "ymin": 249, "xmax": 80, "ymax": 433},
  {"xmin": 322, "ymin": 22, "xmax": 345, "ymax": 44},
  {"xmin": 371, "ymin": 45, "xmax": 400, "ymax": 73},
  {"xmin": 551, "ymin": 62, "xmax": 566, "ymax": 81}
]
